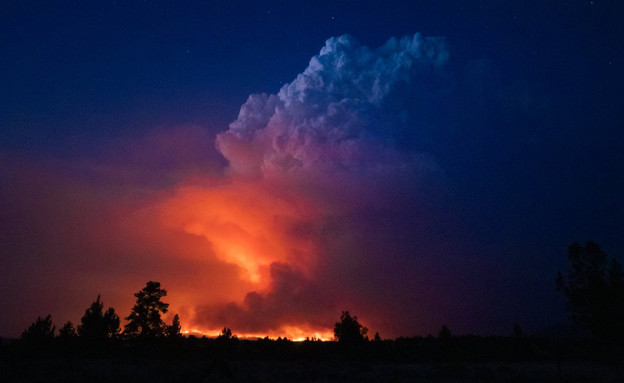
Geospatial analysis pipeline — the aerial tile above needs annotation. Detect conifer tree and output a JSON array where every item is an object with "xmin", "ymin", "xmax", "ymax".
[
  {"xmin": 167, "ymin": 314, "xmax": 182, "ymax": 338},
  {"xmin": 125, "ymin": 281, "xmax": 169, "ymax": 338},
  {"xmin": 557, "ymin": 241, "xmax": 624, "ymax": 342},
  {"xmin": 77, "ymin": 295, "xmax": 121, "ymax": 339}
]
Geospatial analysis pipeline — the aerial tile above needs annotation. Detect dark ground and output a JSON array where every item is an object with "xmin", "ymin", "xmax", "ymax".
[
  {"xmin": 2, "ymin": 336, "xmax": 623, "ymax": 382},
  {"xmin": 3, "ymin": 358, "xmax": 624, "ymax": 382}
]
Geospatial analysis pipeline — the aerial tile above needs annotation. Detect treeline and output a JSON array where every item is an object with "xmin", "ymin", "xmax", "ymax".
[
  {"xmin": 0, "ymin": 282, "xmax": 576, "ymax": 364},
  {"xmin": 18, "ymin": 281, "xmax": 181, "ymax": 346},
  {"xmin": 5, "ymin": 240, "xmax": 624, "ymax": 364},
  {"xmin": 2, "ymin": 320, "xmax": 610, "ymax": 364}
]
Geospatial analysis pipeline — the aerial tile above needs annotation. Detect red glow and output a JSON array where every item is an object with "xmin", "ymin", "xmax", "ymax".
[
  {"xmin": 0, "ymin": 126, "xmax": 427, "ymax": 339},
  {"xmin": 155, "ymin": 180, "xmax": 322, "ymax": 287},
  {"xmin": 181, "ymin": 325, "xmax": 334, "ymax": 342}
]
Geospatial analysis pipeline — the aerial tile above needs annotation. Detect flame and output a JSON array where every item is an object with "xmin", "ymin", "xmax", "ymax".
[
  {"xmin": 181, "ymin": 325, "xmax": 333, "ymax": 341},
  {"xmin": 147, "ymin": 177, "xmax": 329, "ymax": 338}
]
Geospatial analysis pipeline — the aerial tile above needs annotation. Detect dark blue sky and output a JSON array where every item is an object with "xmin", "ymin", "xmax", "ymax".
[
  {"xmin": 4, "ymin": 1, "xmax": 619, "ymax": 150},
  {"xmin": 1, "ymin": 0, "xmax": 623, "ymax": 337}
]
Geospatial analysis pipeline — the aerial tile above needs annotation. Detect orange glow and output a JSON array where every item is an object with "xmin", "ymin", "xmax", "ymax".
[
  {"xmin": 0, "ymin": 128, "xmax": 386, "ymax": 339},
  {"xmin": 180, "ymin": 325, "xmax": 334, "ymax": 341},
  {"xmin": 127, "ymin": 175, "xmax": 334, "ymax": 335},
  {"xmin": 155, "ymin": 179, "xmax": 321, "ymax": 288}
]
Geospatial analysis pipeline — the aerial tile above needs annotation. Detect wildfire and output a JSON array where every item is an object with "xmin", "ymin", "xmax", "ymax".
[{"xmin": 181, "ymin": 326, "xmax": 333, "ymax": 341}]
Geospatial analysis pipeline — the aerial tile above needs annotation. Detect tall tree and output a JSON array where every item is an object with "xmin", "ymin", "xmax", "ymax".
[
  {"xmin": 557, "ymin": 241, "xmax": 624, "ymax": 342},
  {"xmin": 333, "ymin": 311, "xmax": 368, "ymax": 344},
  {"xmin": 77, "ymin": 295, "xmax": 121, "ymax": 340},
  {"xmin": 167, "ymin": 314, "xmax": 182, "ymax": 338},
  {"xmin": 125, "ymin": 281, "xmax": 169, "ymax": 338}
]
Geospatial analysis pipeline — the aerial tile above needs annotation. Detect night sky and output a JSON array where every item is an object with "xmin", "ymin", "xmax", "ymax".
[{"xmin": 1, "ymin": 0, "xmax": 623, "ymax": 339}]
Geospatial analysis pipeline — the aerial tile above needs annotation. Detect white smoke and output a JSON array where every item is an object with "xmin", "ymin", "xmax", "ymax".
[{"xmin": 217, "ymin": 34, "xmax": 449, "ymax": 178}]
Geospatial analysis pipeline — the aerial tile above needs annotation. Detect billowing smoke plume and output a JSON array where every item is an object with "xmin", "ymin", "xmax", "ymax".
[
  {"xmin": 217, "ymin": 34, "xmax": 448, "ymax": 179},
  {"xmin": 0, "ymin": 34, "xmax": 468, "ymax": 339},
  {"xmin": 181, "ymin": 34, "xmax": 462, "ymax": 337}
]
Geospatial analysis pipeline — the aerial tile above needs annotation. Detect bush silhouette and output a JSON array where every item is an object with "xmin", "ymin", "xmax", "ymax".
[{"xmin": 217, "ymin": 326, "xmax": 234, "ymax": 341}]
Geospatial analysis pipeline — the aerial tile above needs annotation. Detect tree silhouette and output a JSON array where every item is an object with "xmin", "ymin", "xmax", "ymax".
[
  {"xmin": 373, "ymin": 332, "xmax": 381, "ymax": 342},
  {"xmin": 167, "ymin": 314, "xmax": 182, "ymax": 338},
  {"xmin": 21, "ymin": 315, "xmax": 55, "ymax": 341},
  {"xmin": 557, "ymin": 241, "xmax": 624, "ymax": 342},
  {"xmin": 77, "ymin": 295, "xmax": 121, "ymax": 340},
  {"xmin": 512, "ymin": 323, "xmax": 524, "ymax": 339},
  {"xmin": 438, "ymin": 325, "xmax": 452, "ymax": 340},
  {"xmin": 333, "ymin": 311, "xmax": 368, "ymax": 344},
  {"xmin": 58, "ymin": 320, "xmax": 77, "ymax": 339},
  {"xmin": 124, "ymin": 281, "xmax": 169, "ymax": 338},
  {"xmin": 217, "ymin": 326, "xmax": 233, "ymax": 340}
]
